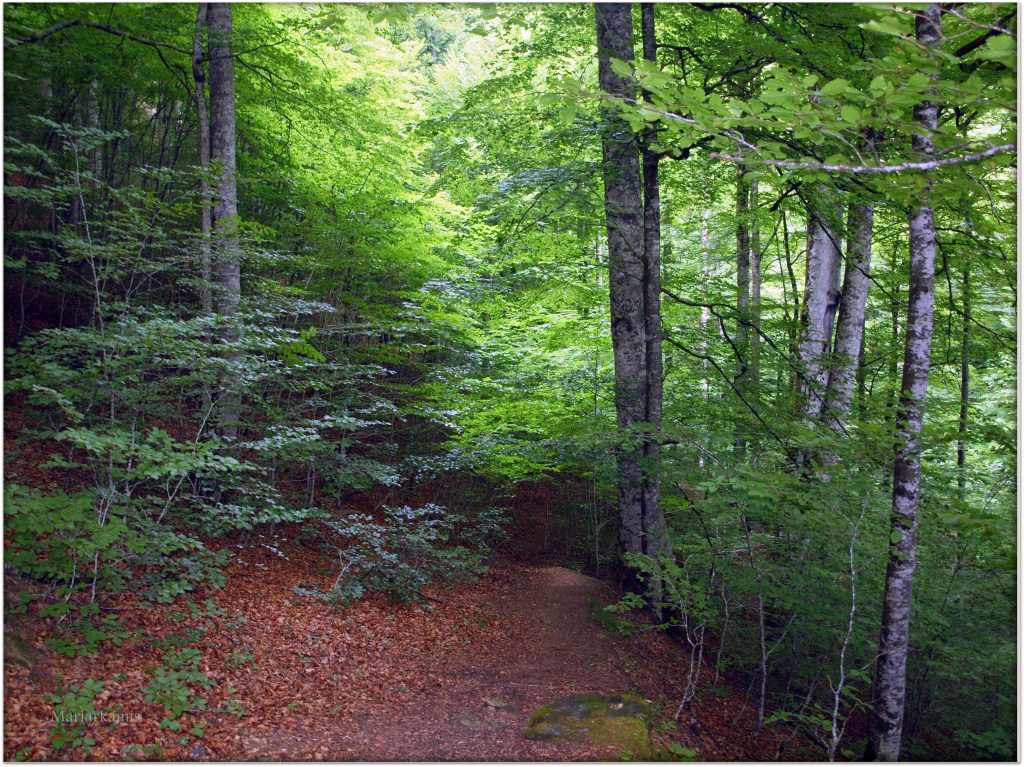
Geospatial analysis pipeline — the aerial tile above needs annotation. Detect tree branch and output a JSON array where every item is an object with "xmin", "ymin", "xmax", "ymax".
[
  {"xmin": 5, "ymin": 19, "xmax": 192, "ymax": 55},
  {"xmin": 710, "ymin": 143, "xmax": 1015, "ymax": 174}
]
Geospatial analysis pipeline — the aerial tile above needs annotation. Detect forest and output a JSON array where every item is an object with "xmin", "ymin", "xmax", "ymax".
[{"xmin": 2, "ymin": 1, "xmax": 1017, "ymax": 762}]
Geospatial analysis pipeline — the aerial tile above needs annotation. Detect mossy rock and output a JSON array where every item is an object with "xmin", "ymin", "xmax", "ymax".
[{"xmin": 524, "ymin": 694, "xmax": 654, "ymax": 759}]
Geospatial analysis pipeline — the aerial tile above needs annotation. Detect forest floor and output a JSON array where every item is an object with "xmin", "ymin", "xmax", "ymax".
[{"xmin": 4, "ymin": 411, "xmax": 815, "ymax": 761}]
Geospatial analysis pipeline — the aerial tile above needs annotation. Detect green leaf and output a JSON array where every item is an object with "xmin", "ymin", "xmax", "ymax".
[
  {"xmin": 609, "ymin": 58, "xmax": 633, "ymax": 78},
  {"xmin": 819, "ymin": 78, "xmax": 850, "ymax": 97},
  {"xmin": 840, "ymin": 104, "xmax": 861, "ymax": 123}
]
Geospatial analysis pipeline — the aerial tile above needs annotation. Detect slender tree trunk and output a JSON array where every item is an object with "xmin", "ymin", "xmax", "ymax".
[
  {"xmin": 782, "ymin": 210, "xmax": 800, "ymax": 394},
  {"xmin": 596, "ymin": 2, "xmax": 671, "ymax": 612},
  {"xmin": 193, "ymin": 3, "xmax": 213, "ymax": 316},
  {"xmin": 735, "ymin": 163, "xmax": 751, "ymax": 453},
  {"xmin": 957, "ymin": 261, "xmax": 970, "ymax": 497},
  {"xmin": 866, "ymin": 6, "xmax": 941, "ymax": 761},
  {"xmin": 639, "ymin": 3, "xmax": 672, "ymax": 594},
  {"xmin": 750, "ymin": 177, "xmax": 761, "ymax": 403},
  {"xmin": 795, "ymin": 191, "xmax": 843, "ymax": 423},
  {"xmin": 208, "ymin": 2, "xmax": 240, "ymax": 440},
  {"xmin": 699, "ymin": 209, "xmax": 712, "ymax": 399},
  {"xmin": 85, "ymin": 81, "xmax": 102, "ymax": 190},
  {"xmin": 823, "ymin": 200, "xmax": 874, "ymax": 431}
]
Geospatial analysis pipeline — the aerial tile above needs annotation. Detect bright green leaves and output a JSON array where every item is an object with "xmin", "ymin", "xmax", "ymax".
[
  {"xmin": 973, "ymin": 32, "xmax": 1016, "ymax": 70},
  {"xmin": 819, "ymin": 77, "xmax": 851, "ymax": 97},
  {"xmin": 274, "ymin": 325, "xmax": 326, "ymax": 365},
  {"xmin": 609, "ymin": 56, "xmax": 633, "ymax": 79},
  {"xmin": 369, "ymin": 4, "xmax": 410, "ymax": 27},
  {"xmin": 861, "ymin": 15, "xmax": 909, "ymax": 40},
  {"xmin": 868, "ymin": 74, "xmax": 891, "ymax": 98}
]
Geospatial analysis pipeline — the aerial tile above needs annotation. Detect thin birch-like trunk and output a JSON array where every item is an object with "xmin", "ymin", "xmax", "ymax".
[
  {"xmin": 866, "ymin": 5, "xmax": 941, "ymax": 760},
  {"xmin": 735, "ymin": 163, "xmax": 751, "ymax": 454},
  {"xmin": 823, "ymin": 200, "xmax": 874, "ymax": 431},
  {"xmin": 750, "ymin": 177, "xmax": 761, "ymax": 403},
  {"xmin": 795, "ymin": 192, "xmax": 843, "ymax": 422},
  {"xmin": 957, "ymin": 262, "xmax": 970, "ymax": 497}
]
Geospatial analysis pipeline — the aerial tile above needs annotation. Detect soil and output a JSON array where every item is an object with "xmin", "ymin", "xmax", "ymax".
[{"xmin": 5, "ymin": 530, "xmax": 814, "ymax": 761}]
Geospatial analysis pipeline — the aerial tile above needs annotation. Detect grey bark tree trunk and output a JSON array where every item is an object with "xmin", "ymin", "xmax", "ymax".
[
  {"xmin": 957, "ymin": 262, "xmax": 970, "ymax": 497},
  {"xmin": 750, "ymin": 177, "xmax": 761, "ymax": 403},
  {"xmin": 193, "ymin": 3, "xmax": 213, "ymax": 316},
  {"xmin": 822, "ymin": 200, "xmax": 874, "ymax": 431},
  {"xmin": 735, "ymin": 163, "xmax": 751, "ymax": 453},
  {"xmin": 639, "ymin": 3, "xmax": 671, "ymax": 590},
  {"xmin": 596, "ymin": 2, "xmax": 671, "ymax": 613},
  {"xmin": 596, "ymin": 2, "xmax": 645, "ymax": 560},
  {"xmin": 866, "ymin": 5, "xmax": 941, "ymax": 761},
  {"xmin": 795, "ymin": 191, "xmax": 843, "ymax": 423},
  {"xmin": 208, "ymin": 2, "xmax": 241, "ymax": 440}
]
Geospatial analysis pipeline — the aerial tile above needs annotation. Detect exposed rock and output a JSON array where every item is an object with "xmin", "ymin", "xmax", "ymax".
[{"xmin": 523, "ymin": 694, "xmax": 654, "ymax": 759}]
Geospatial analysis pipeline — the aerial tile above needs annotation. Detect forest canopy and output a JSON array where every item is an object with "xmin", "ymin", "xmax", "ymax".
[{"xmin": 2, "ymin": 2, "xmax": 1017, "ymax": 762}]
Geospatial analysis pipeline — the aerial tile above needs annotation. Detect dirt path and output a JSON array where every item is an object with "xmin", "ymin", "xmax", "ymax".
[
  {"xmin": 6, "ymin": 530, "xmax": 807, "ymax": 761},
  {"xmin": 235, "ymin": 562, "xmax": 662, "ymax": 760}
]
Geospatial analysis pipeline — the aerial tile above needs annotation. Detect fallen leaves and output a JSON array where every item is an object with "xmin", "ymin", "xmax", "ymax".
[{"xmin": 4, "ymin": 469, "xmax": 820, "ymax": 762}]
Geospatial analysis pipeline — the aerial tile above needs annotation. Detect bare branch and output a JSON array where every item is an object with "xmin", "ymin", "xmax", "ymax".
[
  {"xmin": 5, "ymin": 19, "xmax": 192, "ymax": 55},
  {"xmin": 710, "ymin": 143, "xmax": 1015, "ymax": 174}
]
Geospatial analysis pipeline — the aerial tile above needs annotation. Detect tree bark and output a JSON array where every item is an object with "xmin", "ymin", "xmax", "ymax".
[
  {"xmin": 208, "ymin": 2, "xmax": 240, "ymax": 440},
  {"xmin": 795, "ymin": 191, "xmax": 843, "ymax": 422},
  {"xmin": 866, "ymin": 5, "xmax": 941, "ymax": 761},
  {"xmin": 750, "ymin": 176, "xmax": 761, "ymax": 403},
  {"xmin": 639, "ymin": 3, "xmax": 671, "ymax": 585},
  {"xmin": 193, "ymin": 3, "xmax": 213, "ymax": 316},
  {"xmin": 957, "ymin": 261, "xmax": 970, "ymax": 497},
  {"xmin": 596, "ymin": 2, "xmax": 671, "ymax": 611},
  {"xmin": 735, "ymin": 162, "xmax": 751, "ymax": 453},
  {"xmin": 822, "ymin": 200, "xmax": 873, "ymax": 431}
]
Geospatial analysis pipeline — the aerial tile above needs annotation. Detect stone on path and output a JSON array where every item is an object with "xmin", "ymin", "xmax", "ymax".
[{"xmin": 523, "ymin": 693, "xmax": 654, "ymax": 758}]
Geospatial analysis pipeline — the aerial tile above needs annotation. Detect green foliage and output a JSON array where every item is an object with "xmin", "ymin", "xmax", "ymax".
[
  {"xmin": 590, "ymin": 597, "xmax": 636, "ymax": 638},
  {"xmin": 297, "ymin": 503, "xmax": 504, "ymax": 607},
  {"xmin": 2, "ymin": 2, "xmax": 1015, "ymax": 761},
  {"xmin": 45, "ymin": 679, "xmax": 105, "ymax": 753},
  {"xmin": 143, "ymin": 649, "xmax": 216, "ymax": 724},
  {"xmin": 217, "ymin": 699, "xmax": 250, "ymax": 719}
]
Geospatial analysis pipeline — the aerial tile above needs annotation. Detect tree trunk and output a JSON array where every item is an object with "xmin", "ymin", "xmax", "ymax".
[
  {"xmin": 957, "ymin": 261, "xmax": 970, "ymax": 497},
  {"xmin": 639, "ymin": 2, "xmax": 671, "ymax": 587},
  {"xmin": 866, "ymin": 5, "xmax": 941, "ymax": 761},
  {"xmin": 193, "ymin": 3, "xmax": 213, "ymax": 316},
  {"xmin": 795, "ymin": 191, "xmax": 843, "ymax": 423},
  {"xmin": 596, "ymin": 2, "xmax": 671, "ymax": 611},
  {"xmin": 822, "ymin": 200, "xmax": 874, "ymax": 431},
  {"xmin": 208, "ymin": 2, "xmax": 240, "ymax": 440},
  {"xmin": 735, "ymin": 162, "xmax": 751, "ymax": 453},
  {"xmin": 750, "ymin": 176, "xmax": 761, "ymax": 403},
  {"xmin": 699, "ymin": 209, "xmax": 712, "ymax": 399}
]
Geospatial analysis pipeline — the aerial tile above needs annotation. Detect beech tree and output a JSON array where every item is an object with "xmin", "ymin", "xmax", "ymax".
[
  {"xmin": 2, "ymin": 2, "xmax": 1015, "ymax": 761},
  {"xmin": 866, "ymin": 5, "xmax": 941, "ymax": 760},
  {"xmin": 595, "ymin": 2, "xmax": 672, "ymax": 612},
  {"xmin": 207, "ymin": 2, "xmax": 241, "ymax": 440},
  {"xmin": 795, "ymin": 190, "xmax": 843, "ymax": 424}
]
